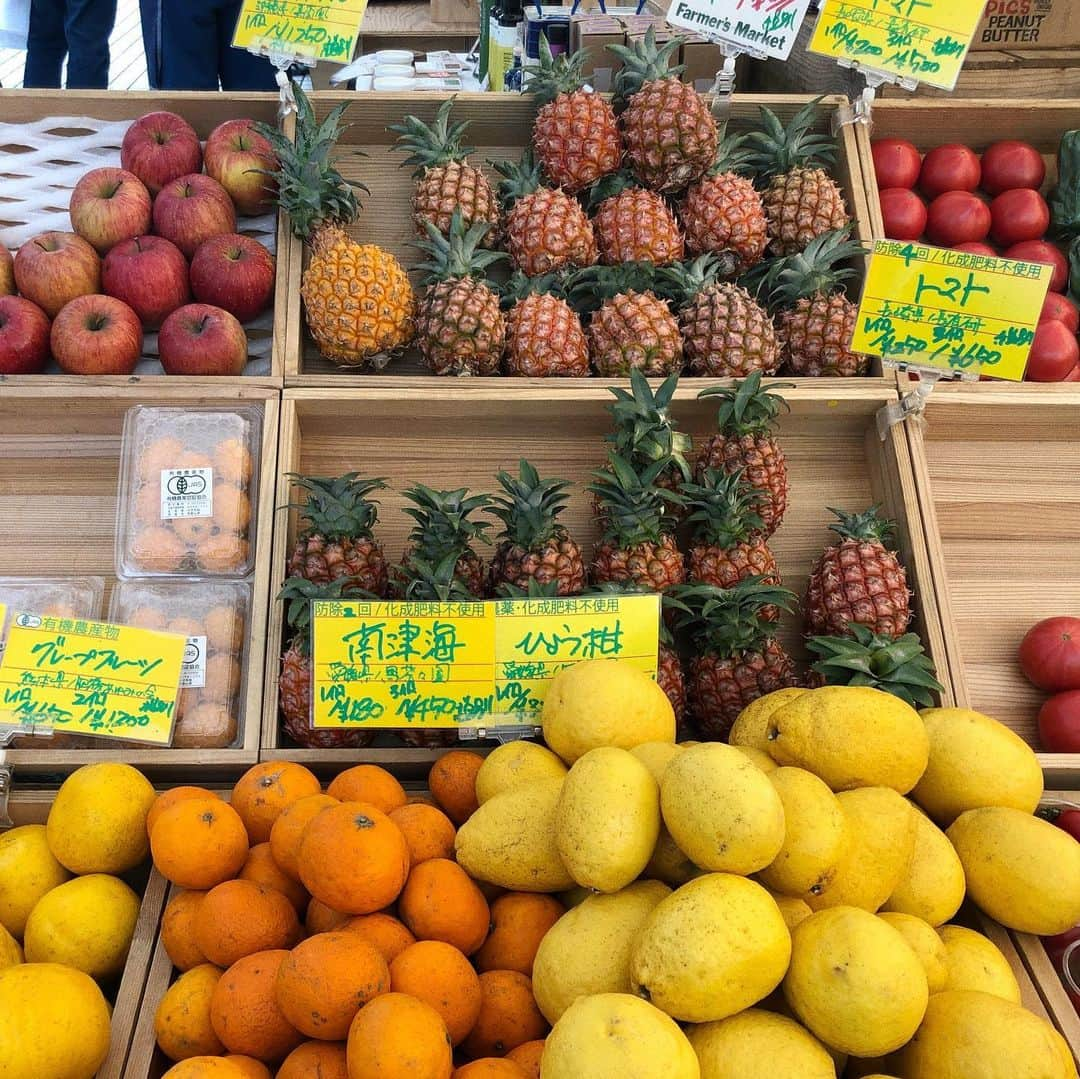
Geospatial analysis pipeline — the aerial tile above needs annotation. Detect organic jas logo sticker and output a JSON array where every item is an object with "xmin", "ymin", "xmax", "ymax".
[{"xmin": 166, "ymin": 472, "xmax": 208, "ymax": 498}]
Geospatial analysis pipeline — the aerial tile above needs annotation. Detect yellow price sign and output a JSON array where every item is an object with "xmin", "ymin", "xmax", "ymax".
[
  {"xmin": 851, "ymin": 240, "xmax": 1053, "ymax": 381},
  {"xmin": 232, "ymin": 0, "xmax": 367, "ymax": 64},
  {"xmin": 0, "ymin": 613, "xmax": 187, "ymax": 745},
  {"xmin": 808, "ymin": 0, "xmax": 987, "ymax": 90}
]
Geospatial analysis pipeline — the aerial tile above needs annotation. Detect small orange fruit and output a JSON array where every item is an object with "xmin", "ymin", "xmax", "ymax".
[
  {"xmin": 454, "ymin": 1061, "xmax": 528, "ymax": 1078},
  {"xmin": 269, "ymin": 794, "xmax": 339, "ymax": 882},
  {"xmin": 214, "ymin": 438, "xmax": 254, "ymax": 486},
  {"xmin": 131, "ymin": 525, "xmax": 189, "ymax": 573},
  {"xmin": 199, "ymin": 533, "xmax": 249, "ymax": 574},
  {"xmin": 223, "ymin": 1058, "xmax": 272, "ymax": 1079},
  {"xmin": 155, "ymin": 964, "xmax": 226, "ymax": 1061},
  {"xmin": 194, "ymin": 879, "xmax": 301, "ymax": 968},
  {"xmin": 239, "ymin": 842, "xmax": 309, "ymax": 913},
  {"xmin": 161, "ymin": 890, "xmax": 209, "ymax": 972},
  {"xmin": 210, "ymin": 949, "xmax": 303, "ymax": 1063},
  {"xmin": 389, "ymin": 803, "xmax": 456, "ymax": 867},
  {"xmin": 399, "ymin": 859, "xmax": 490, "ymax": 956},
  {"xmin": 152, "ymin": 799, "xmax": 249, "ymax": 890},
  {"xmin": 462, "ymin": 971, "xmax": 548, "ymax": 1059},
  {"xmin": 474, "ymin": 894, "xmax": 564, "ymax": 976},
  {"xmin": 298, "ymin": 802, "xmax": 409, "ymax": 915},
  {"xmin": 428, "ymin": 752, "xmax": 483, "ymax": 825},
  {"xmin": 275, "ymin": 930, "xmax": 389, "ymax": 1040},
  {"xmin": 140, "ymin": 435, "xmax": 186, "ymax": 478},
  {"xmin": 389, "ymin": 940, "xmax": 482, "ymax": 1046},
  {"xmin": 305, "ymin": 898, "xmax": 350, "ymax": 936},
  {"xmin": 326, "ymin": 766, "xmax": 407, "ymax": 814},
  {"xmin": 277, "ymin": 1041, "xmax": 349, "ymax": 1079},
  {"xmin": 162, "ymin": 1058, "xmax": 249, "ymax": 1078},
  {"xmin": 148, "ymin": 787, "xmax": 218, "ymax": 836},
  {"xmin": 343, "ymin": 913, "xmax": 416, "ymax": 963},
  {"xmin": 345, "ymin": 993, "xmax": 453, "ymax": 1079},
  {"xmin": 232, "ymin": 763, "xmax": 321, "ymax": 844},
  {"xmin": 506, "ymin": 1040, "xmax": 544, "ymax": 1078}
]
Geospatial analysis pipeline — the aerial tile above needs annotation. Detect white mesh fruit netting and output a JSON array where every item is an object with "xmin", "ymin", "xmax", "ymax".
[{"xmin": 0, "ymin": 115, "xmax": 275, "ymax": 377}]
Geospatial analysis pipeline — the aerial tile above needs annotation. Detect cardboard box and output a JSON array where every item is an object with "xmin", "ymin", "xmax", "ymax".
[
  {"xmin": 571, "ymin": 14, "xmax": 626, "ymax": 91},
  {"xmin": 680, "ymin": 36, "xmax": 724, "ymax": 91},
  {"xmin": 972, "ymin": 0, "xmax": 1079, "ymax": 50},
  {"xmin": 431, "ymin": 0, "xmax": 479, "ymax": 30}
]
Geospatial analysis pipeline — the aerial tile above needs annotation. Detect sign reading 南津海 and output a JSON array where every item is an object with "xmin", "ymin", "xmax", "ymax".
[
  {"xmin": 850, "ymin": 240, "xmax": 1055, "ymax": 381},
  {"xmin": 0, "ymin": 613, "xmax": 187, "ymax": 745},
  {"xmin": 808, "ymin": 0, "xmax": 988, "ymax": 90},
  {"xmin": 310, "ymin": 594, "xmax": 661, "ymax": 731},
  {"xmin": 665, "ymin": 0, "xmax": 814, "ymax": 60},
  {"xmin": 232, "ymin": 0, "xmax": 368, "ymax": 65}
]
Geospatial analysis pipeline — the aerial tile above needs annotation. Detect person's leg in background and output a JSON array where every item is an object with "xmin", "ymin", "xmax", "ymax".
[
  {"xmin": 216, "ymin": 0, "xmax": 277, "ymax": 90},
  {"xmin": 63, "ymin": 0, "xmax": 117, "ymax": 88},
  {"xmin": 154, "ymin": 0, "xmax": 220, "ymax": 88},
  {"xmin": 138, "ymin": 0, "xmax": 160, "ymax": 88},
  {"xmin": 23, "ymin": 0, "xmax": 67, "ymax": 88}
]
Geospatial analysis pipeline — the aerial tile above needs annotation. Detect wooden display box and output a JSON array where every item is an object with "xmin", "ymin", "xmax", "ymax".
[
  {"xmin": 0, "ymin": 90, "xmax": 290, "ymax": 386},
  {"xmin": 0, "ymin": 384, "xmax": 279, "ymax": 779},
  {"xmin": 905, "ymin": 389, "xmax": 1080, "ymax": 785},
  {"xmin": 6, "ymin": 788, "xmax": 169, "ymax": 1079},
  {"xmin": 262, "ymin": 379, "xmax": 949, "ymax": 772},
  {"xmin": 877, "ymin": 50, "xmax": 1080, "ymax": 99},
  {"xmin": 283, "ymin": 92, "xmax": 879, "ymax": 386}
]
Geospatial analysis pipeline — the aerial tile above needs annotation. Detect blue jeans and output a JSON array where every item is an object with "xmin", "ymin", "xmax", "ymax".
[{"xmin": 24, "ymin": 0, "xmax": 117, "ymax": 88}]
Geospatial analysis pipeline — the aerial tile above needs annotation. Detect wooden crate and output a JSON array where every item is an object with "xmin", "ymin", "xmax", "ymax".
[
  {"xmin": 0, "ymin": 383, "xmax": 279, "ymax": 780},
  {"xmin": 6, "ymin": 787, "xmax": 169, "ymax": 1079},
  {"xmin": 0, "ymin": 90, "xmax": 290, "ymax": 387},
  {"xmin": 904, "ymin": 388, "xmax": 1080, "ymax": 785},
  {"xmin": 878, "ymin": 50, "xmax": 1080, "ymax": 100},
  {"xmin": 261, "ymin": 379, "xmax": 950, "ymax": 772},
  {"xmin": 283, "ymin": 92, "xmax": 879, "ymax": 385}
]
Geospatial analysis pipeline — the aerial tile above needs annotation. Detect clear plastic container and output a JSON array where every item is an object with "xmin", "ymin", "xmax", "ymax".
[
  {"xmin": 109, "ymin": 578, "xmax": 251, "ymax": 749},
  {"xmin": 115, "ymin": 406, "xmax": 261, "ymax": 579}
]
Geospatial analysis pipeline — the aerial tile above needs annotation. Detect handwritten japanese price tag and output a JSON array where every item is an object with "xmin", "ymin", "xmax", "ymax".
[
  {"xmin": 808, "ymin": 0, "xmax": 987, "ymax": 90},
  {"xmin": 0, "ymin": 614, "xmax": 187, "ymax": 745},
  {"xmin": 851, "ymin": 240, "xmax": 1054, "ymax": 381},
  {"xmin": 232, "ymin": 0, "xmax": 367, "ymax": 65},
  {"xmin": 665, "ymin": 0, "xmax": 814, "ymax": 61}
]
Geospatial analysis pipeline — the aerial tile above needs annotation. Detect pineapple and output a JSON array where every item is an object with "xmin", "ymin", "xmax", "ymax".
[
  {"xmin": 286, "ymin": 473, "xmax": 389, "ymax": 596},
  {"xmin": 258, "ymin": 84, "xmax": 415, "ymax": 368},
  {"xmin": 745, "ymin": 100, "xmax": 850, "ymax": 257},
  {"xmin": 609, "ymin": 28, "xmax": 718, "ymax": 194},
  {"xmin": 503, "ymin": 271, "xmax": 590, "ymax": 378},
  {"xmin": 277, "ymin": 577, "xmax": 375, "ymax": 749},
  {"xmin": 389, "ymin": 98, "xmax": 501, "ymax": 246},
  {"xmin": 588, "ymin": 173, "xmax": 685, "ymax": 265},
  {"xmin": 414, "ymin": 210, "xmax": 506, "ymax": 376},
  {"xmin": 488, "ymin": 460, "xmax": 585, "ymax": 596},
  {"xmin": 804, "ymin": 506, "xmax": 912, "ymax": 640},
  {"xmin": 669, "ymin": 579, "xmax": 799, "ymax": 740},
  {"xmin": 696, "ymin": 372, "xmax": 791, "ymax": 537},
  {"xmin": 528, "ymin": 36, "xmax": 621, "ymax": 193},
  {"xmin": 495, "ymin": 151, "xmax": 598, "ymax": 277}
]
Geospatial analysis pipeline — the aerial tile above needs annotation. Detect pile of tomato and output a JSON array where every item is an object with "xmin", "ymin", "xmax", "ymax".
[{"xmin": 871, "ymin": 138, "xmax": 1080, "ymax": 382}]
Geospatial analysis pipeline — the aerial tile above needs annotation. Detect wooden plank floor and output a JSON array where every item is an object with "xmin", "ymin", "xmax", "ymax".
[{"xmin": 0, "ymin": 0, "xmax": 148, "ymax": 90}]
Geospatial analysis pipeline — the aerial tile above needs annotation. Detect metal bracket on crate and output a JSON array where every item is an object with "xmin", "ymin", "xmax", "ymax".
[
  {"xmin": 875, "ymin": 365, "xmax": 957, "ymax": 439},
  {"xmin": 833, "ymin": 65, "xmax": 919, "ymax": 133},
  {"xmin": 270, "ymin": 51, "xmax": 301, "ymax": 117},
  {"xmin": 705, "ymin": 43, "xmax": 762, "ymax": 127},
  {"xmin": 0, "ymin": 754, "xmax": 12, "ymax": 830}
]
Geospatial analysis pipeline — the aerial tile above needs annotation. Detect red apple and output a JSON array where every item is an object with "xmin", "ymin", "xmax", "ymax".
[
  {"xmin": 189, "ymin": 234, "xmax": 274, "ymax": 323},
  {"xmin": 203, "ymin": 119, "xmax": 279, "ymax": 216},
  {"xmin": 103, "ymin": 235, "xmax": 190, "ymax": 329},
  {"xmin": 50, "ymin": 294, "xmax": 142, "ymax": 375},
  {"xmin": 0, "ymin": 295, "xmax": 51, "ymax": 374},
  {"xmin": 121, "ymin": 111, "xmax": 203, "ymax": 196},
  {"xmin": 153, "ymin": 174, "xmax": 236, "ymax": 259},
  {"xmin": 159, "ymin": 303, "xmax": 247, "ymax": 375},
  {"xmin": 69, "ymin": 167, "xmax": 152, "ymax": 255},
  {"xmin": 0, "ymin": 247, "xmax": 14, "ymax": 295},
  {"xmin": 14, "ymin": 231, "xmax": 101, "ymax": 318}
]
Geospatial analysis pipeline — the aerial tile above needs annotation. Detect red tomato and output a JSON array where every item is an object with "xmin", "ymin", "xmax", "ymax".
[
  {"xmin": 990, "ymin": 188, "xmax": 1051, "ymax": 247},
  {"xmin": 920, "ymin": 144, "xmax": 981, "ymax": 199},
  {"xmin": 872, "ymin": 138, "xmax": 922, "ymax": 190},
  {"xmin": 1026, "ymin": 320, "xmax": 1080, "ymax": 381},
  {"xmin": 1053, "ymin": 808, "xmax": 1080, "ymax": 844},
  {"xmin": 1041, "ymin": 292, "xmax": 1080, "ymax": 334},
  {"xmin": 925, "ymin": 192, "xmax": 991, "ymax": 246},
  {"xmin": 981, "ymin": 140, "xmax": 1047, "ymax": 196},
  {"xmin": 1020, "ymin": 616, "xmax": 1080, "ymax": 690},
  {"xmin": 879, "ymin": 188, "xmax": 927, "ymax": 240},
  {"xmin": 1005, "ymin": 240, "xmax": 1070, "ymax": 292},
  {"xmin": 1039, "ymin": 692, "xmax": 1080, "ymax": 752},
  {"xmin": 1044, "ymin": 924, "xmax": 1080, "ymax": 966},
  {"xmin": 952, "ymin": 242, "xmax": 999, "ymax": 257}
]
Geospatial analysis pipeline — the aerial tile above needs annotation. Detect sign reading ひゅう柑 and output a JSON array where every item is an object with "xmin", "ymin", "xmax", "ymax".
[{"xmin": 665, "ymin": 0, "xmax": 814, "ymax": 60}]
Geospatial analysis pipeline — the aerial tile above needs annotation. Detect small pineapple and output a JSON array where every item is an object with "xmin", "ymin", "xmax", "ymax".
[
  {"xmin": 745, "ymin": 99, "xmax": 850, "ymax": 256},
  {"xmin": 495, "ymin": 151, "xmax": 598, "ymax": 277},
  {"xmin": 528, "ymin": 36, "xmax": 621, "ymax": 193},
  {"xmin": 285, "ymin": 473, "xmax": 389, "ymax": 596},
  {"xmin": 588, "ymin": 172, "xmax": 685, "ymax": 266},
  {"xmin": 696, "ymin": 372, "xmax": 791, "ymax": 537},
  {"xmin": 669, "ymin": 579, "xmax": 799, "ymax": 740},
  {"xmin": 389, "ymin": 98, "xmax": 501, "ymax": 245},
  {"xmin": 503, "ymin": 271, "xmax": 590, "ymax": 378},
  {"xmin": 414, "ymin": 210, "xmax": 506, "ymax": 376},
  {"xmin": 609, "ymin": 28, "xmax": 718, "ymax": 194},
  {"xmin": 488, "ymin": 460, "xmax": 585, "ymax": 596},
  {"xmin": 804, "ymin": 506, "xmax": 912, "ymax": 640}
]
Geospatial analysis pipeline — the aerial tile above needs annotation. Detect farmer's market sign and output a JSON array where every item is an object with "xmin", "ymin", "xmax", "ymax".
[
  {"xmin": 232, "ymin": 0, "xmax": 367, "ymax": 64},
  {"xmin": 311, "ymin": 594, "xmax": 660, "ymax": 731},
  {"xmin": 666, "ymin": 0, "xmax": 814, "ymax": 60},
  {"xmin": 851, "ymin": 240, "xmax": 1055, "ymax": 381}
]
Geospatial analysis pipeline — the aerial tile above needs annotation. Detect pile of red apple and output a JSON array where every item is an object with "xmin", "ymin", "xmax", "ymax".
[{"xmin": 0, "ymin": 111, "xmax": 278, "ymax": 377}]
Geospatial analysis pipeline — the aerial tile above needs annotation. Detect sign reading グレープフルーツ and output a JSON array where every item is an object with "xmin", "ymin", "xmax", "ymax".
[
  {"xmin": 665, "ymin": 0, "xmax": 815, "ymax": 60},
  {"xmin": 850, "ymin": 240, "xmax": 1055, "ymax": 381},
  {"xmin": 310, "ymin": 595, "xmax": 661, "ymax": 731},
  {"xmin": 232, "ymin": 0, "xmax": 368, "ymax": 64}
]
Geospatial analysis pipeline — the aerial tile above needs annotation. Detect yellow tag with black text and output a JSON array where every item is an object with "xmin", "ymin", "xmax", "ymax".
[{"xmin": 232, "ymin": 0, "xmax": 367, "ymax": 64}]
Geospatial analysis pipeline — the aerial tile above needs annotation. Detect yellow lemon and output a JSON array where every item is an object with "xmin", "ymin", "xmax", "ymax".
[
  {"xmin": 878, "ymin": 912, "xmax": 948, "ymax": 993},
  {"xmin": 687, "ymin": 1008, "xmax": 835, "ymax": 1079},
  {"xmin": 0, "ymin": 823, "xmax": 71, "ymax": 937},
  {"xmin": 475, "ymin": 741, "xmax": 567, "ymax": 804},
  {"xmin": 0, "ymin": 923, "xmax": 23, "ymax": 970},
  {"xmin": 937, "ymin": 924, "xmax": 1021, "ymax": 1002},
  {"xmin": 729, "ymin": 688, "xmax": 806, "ymax": 754}
]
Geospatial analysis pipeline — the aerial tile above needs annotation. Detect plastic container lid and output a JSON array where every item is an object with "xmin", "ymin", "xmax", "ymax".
[
  {"xmin": 375, "ymin": 63, "xmax": 415, "ymax": 76},
  {"xmin": 375, "ymin": 49, "xmax": 414, "ymax": 63},
  {"xmin": 374, "ymin": 76, "xmax": 415, "ymax": 90},
  {"xmin": 0, "ymin": 576, "xmax": 105, "ymax": 648},
  {"xmin": 115, "ymin": 405, "xmax": 261, "ymax": 580}
]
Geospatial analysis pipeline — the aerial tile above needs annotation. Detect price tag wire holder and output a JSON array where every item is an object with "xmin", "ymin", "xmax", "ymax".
[
  {"xmin": 833, "ymin": 62, "xmax": 919, "ymax": 133},
  {"xmin": 875, "ymin": 362, "xmax": 978, "ymax": 440},
  {"xmin": 455, "ymin": 720, "xmax": 544, "ymax": 745}
]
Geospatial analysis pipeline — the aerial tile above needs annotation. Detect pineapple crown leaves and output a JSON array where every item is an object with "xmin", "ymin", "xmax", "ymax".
[
  {"xmin": 492, "ymin": 150, "xmax": 545, "ymax": 210},
  {"xmin": 753, "ymin": 228, "xmax": 864, "ymax": 310},
  {"xmin": 490, "ymin": 459, "xmax": 573, "ymax": 548},
  {"xmin": 605, "ymin": 369, "xmax": 693, "ymax": 482},
  {"xmin": 698, "ymin": 371, "xmax": 793, "ymax": 437},
  {"xmin": 398, "ymin": 551, "xmax": 479, "ymax": 603},
  {"xmin": 667, "ymin": 578, "xmax": 797, "ymax": 657},
  {"xmin": 707, "ymin": 133, "xmax": 757, "ymax": 179},
  {"xmin": 682, "ymin": 468, "xmax": 767, "ymax": 547},
  {"xmin": 495, "ymin": 577, "xmax": 563, "ymax": 600},
  {"xmin": 825, "ymin": 505, "xmax": 898, "ymax": 546},
  {"xmin": 745, "ymin": 97, "xmax": 838, "ymax": 182},
  {"xmin": 499, "ymin": 267, "xmax": 574, "ymax": 309},
  {"xmin": 567, "ymin": 261, "xmax": 663, "ymax": 315},
  {"xmin": 582, "ymin": 169, "xmax": 642, "ymax": 213},
  {"xmin": 388, "ymin": 97, "xmax": 474, "ymax": 176},
  {"xmin": 414, "ymin": 209, "xmax": 505, "ymax": 285},
  {"xmin": 526, "ymin": 34, "xmax": 593, "ymax": 105},
  {"xmin": 401, "ymin": 484, "xmax": 493, "ymax": 560},
  {"xmin": 278, "ymin": 575, "xmax": 369, "ymax": 652},
  {"xmin": 609, "ymin": 27, "xmax": 688, "ymax": 106},
  {"xmin": 589, "ymin": 453, "xmax": 685, "ymax": 546},
  {"xmin": 807, "ymin": 624, "xmax": 943, "ymax": 709},
  {"xmin": 654, "ymin": 253, "xmax": 741, "ymax": 305},
  {"xmin": 286, "ymin": 472, "xmax": 387, "ymax": 541}
]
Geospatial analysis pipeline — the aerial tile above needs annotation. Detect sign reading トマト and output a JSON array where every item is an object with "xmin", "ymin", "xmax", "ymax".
[
  {"xmin": 665, "ymin": 0, "xmax": 814, "ymax": 60},
  {"xmin": 0, "ymin": 614, "xmax": 187, "ymax": 745},
  {"xmin": 232, "ymin": 0, "xmax": 367, "ymax": 64},
  {"xmin": 808, "ymin": 0, "xmax": 987, "ymax": 89},
  {"xmin": 311, "ymin": 595, "xmax": 660, "ymax": 731},
  {"xmin": 851, "ymin": 240, "xmax": 1054, "ymax": 381}
]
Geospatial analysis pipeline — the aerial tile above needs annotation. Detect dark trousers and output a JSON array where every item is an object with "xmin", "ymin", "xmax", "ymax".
[
  {"xmin": 23, "ymin": 0, "xmax": 117, "ymax": 88},
  {"xmin": 140, "ymin": 0, "xmax": 277, "ymax": 90}
]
